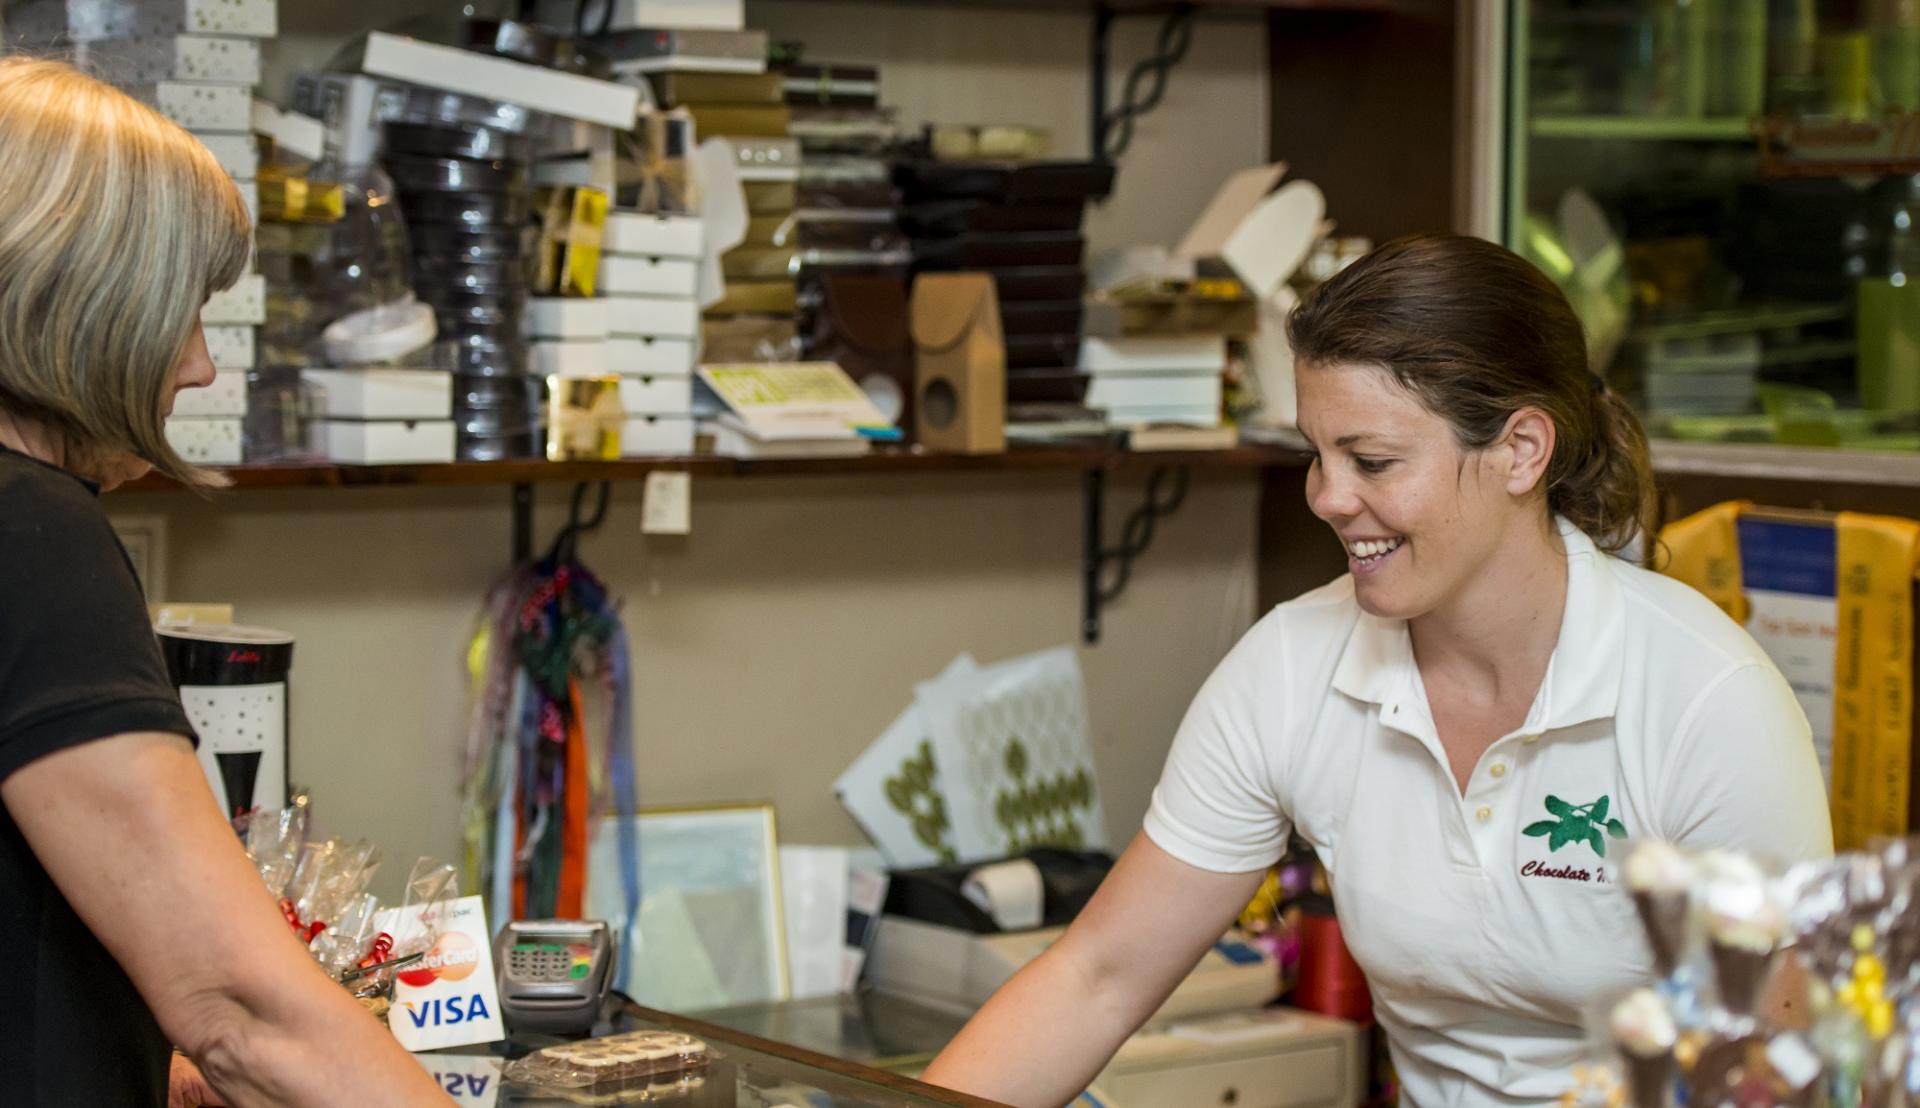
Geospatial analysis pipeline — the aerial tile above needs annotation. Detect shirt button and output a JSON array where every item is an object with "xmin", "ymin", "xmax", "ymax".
[
  {"xmin": 1490, "ymin": 762, "xmax": 1507, "ymax": 779},
  {"xmin": 1476, "ymin": 805, "xmax": 1492, "ymax": 823},
  {"xmin": 1521, "ymin": 734, "xmax": 1539, "ymax": 745}
]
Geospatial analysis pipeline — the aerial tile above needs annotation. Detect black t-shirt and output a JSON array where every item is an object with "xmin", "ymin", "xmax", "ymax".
[{"xmin": 0, "ymin": 445, "xmax": 194, "ymax": 1106}]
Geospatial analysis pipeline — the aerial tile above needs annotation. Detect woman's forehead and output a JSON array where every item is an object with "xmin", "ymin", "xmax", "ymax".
[{"xmin": 1297, "ymin": 361, "xmax": 1438, "ymax": 441}]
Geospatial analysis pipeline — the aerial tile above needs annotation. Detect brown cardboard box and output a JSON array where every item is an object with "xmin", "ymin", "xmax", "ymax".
[
  {"xmin": 743, "ymin": 180, "xmax": 796, "ymax": 215},
  {"xmin": 687, "ymin": 104, "xmax": 791, "ymax": 138},
  {"xmin": 721, "ymin": 247, "xmax": 798, "ymax": 279},
  {"xmin": 813, "ymin": 273, "xmax": 914, "ymax": 434},
  {"xmin": 911, "ymin": 273, "xmax": 1005, "ymax": 454},
  {"xmin": 650, "ymin": 71, "xmax": 786, "ymax": 106},
  {"xmin": 703, "ymin": 279, "xmax": 797, "ymax": 317}
]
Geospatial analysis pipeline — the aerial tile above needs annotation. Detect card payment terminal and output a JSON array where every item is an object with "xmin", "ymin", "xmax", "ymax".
[{"xmin": 494, "ymin": 919, "xmax": 614, "ymax": 1035}]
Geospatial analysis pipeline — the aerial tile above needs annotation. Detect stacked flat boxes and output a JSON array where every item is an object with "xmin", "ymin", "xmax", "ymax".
[
  {"xmin": 897, "ymin": 160, "xmax": 1114, "ymax": 417},
  {"xmin": 1082, "ymin": 336, "xmax": 1228, "ymax": 428},
  {"xmin": 601, "ymin": 212, "xmax": 704, "ymax": 455},
  {"xmin": 8, "ymin": 0, "xmax": 277, "ymax": 464},
  {"xmin": 783, "ymin": 64, "xmax": 909, "ymax": 349}
]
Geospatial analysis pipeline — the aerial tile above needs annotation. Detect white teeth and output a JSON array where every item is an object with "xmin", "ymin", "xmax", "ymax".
[{"xmin": 1348, "ymin": 537, "xmax": 1404, "ymax": 559}]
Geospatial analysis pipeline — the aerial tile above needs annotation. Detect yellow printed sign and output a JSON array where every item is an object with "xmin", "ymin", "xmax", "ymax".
[{"xmin": 1661, "ymin": 503, "xmax": 1919, "ymax": 849}]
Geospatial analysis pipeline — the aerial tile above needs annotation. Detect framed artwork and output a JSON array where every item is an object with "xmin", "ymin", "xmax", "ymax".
[
  {"xmin": 109, "ymin": 513, "xmax": 168, "ymax": 600},
  {"xmin": 586, "ymin": 802, "xmax": 789, "ymax": 1011}
]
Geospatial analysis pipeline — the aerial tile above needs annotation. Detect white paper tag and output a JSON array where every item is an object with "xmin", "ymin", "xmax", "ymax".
[
  {"xmin": 642, "ymin": 471, "xmax": 691, "ymax": 535},
  {"xmin": 378, "ymin": 896, "xmax": 505, "ymax": 1051}
]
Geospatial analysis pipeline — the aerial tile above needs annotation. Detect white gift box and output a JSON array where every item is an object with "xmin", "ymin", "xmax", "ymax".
[
  {"xmin": 203, "ymin": 325, "xmax": 255, "ymax": 369},
  {"xmin": 524, "ymin": 298, "xmax": 611, "ymax": 341},
  {"xmin": 1080, "ymin": 335, "xmax": 1227, "ymax": 375},
  {"xmin": 607, "ymin": 295, "xmax": 699, "ymax": 340},
  {"xmin": 170, "ymin": 372, "xmax": 247, "ymax": 419},
  {"xmin": 603, "ymin": 212, "xmax": 704, "ymax": 259},
  {"xmin": 535, "ymin": 0, "xmax": 743, "ymax": 31},
  {"xmin": 618, "ymin": 375, "xmax": 694, "ymax": 416},
  {"xmin": 164, "ymin": 417, "xmax": 242, "ymax": 465},
  {"xmin": 194, "ymin": 131, "xmax": 258, "ymax": 178},
  {"xmin": 607, "ymin": 336, "xmax": 697, "ymax": 377},
  {"xmin": 202, "ymin": 274, "xmax": 265, "ymax": 325},
  {"xmin": 361, "ymin": 32, "xmax": 640, "ymax": 130},
  {"xmin": 127, "ymin": 82, "xmax": 253, "ymax": 132},
  {"xmin": 1086, "ymin": 373, "xmax": 1223, "ymax": 412},
  {"xmin": 74, "ymin": 34, "xmax": 262, "ymax": 83},
  {"xmin": 621, "ymin": 414, "xmax": 696, "ymax": 456},
  {"xmin": 36, "ymin": 0, "xmax": 278, "ymax": 40},
  {"xmin": 301, "ymin": 369, "xmax": 452, "ymax": 421},
  {"xmin": 600, "ymin": 255, "xmax": 701, "ymax": 298},
  {"xmin": 313, "ymin": 419, "xmax": 456, "ymax": 465},
  {"xmin": 530, "ymin": 340, "xmax": 609, "ymax": 378}
]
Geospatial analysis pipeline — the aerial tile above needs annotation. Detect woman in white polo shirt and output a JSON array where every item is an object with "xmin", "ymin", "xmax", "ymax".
[{"xmin": 921, "ymin": 234, "xmax": 1832, "ymax": 1107}]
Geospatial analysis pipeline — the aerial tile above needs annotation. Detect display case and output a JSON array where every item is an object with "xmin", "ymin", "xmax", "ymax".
[{"xmin": 1502, "ymin": 0, "xmax": 1920, "ymax": 454}]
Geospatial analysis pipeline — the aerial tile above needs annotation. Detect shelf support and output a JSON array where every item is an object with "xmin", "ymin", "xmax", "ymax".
[
  {"xmin": 511, "ymin": 482, "xmax": 533, "ymax": 565},
  {"xmin": 1083, "ymin": 465, "xmax": 1192, "ymax": 644},
  {"xmin": 1091, "ymin": 2, "xmax": 1200, "ymax": 163}
]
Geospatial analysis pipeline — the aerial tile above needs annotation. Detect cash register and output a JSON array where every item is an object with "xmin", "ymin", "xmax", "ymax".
[{"xmin": 865, "ymin": 850, "xmax": 1365, "ymax": 1108}]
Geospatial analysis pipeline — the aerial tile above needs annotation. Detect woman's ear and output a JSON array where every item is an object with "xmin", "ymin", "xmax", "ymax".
[{"xmin": 1500, "ymin": 407, "xmax": 1556, "ymax": 497}]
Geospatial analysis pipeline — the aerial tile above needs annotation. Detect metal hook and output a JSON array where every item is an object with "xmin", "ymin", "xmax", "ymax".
[{"xmin": 547, "ymin": 481, "xmax": 612, "ymax": 565}]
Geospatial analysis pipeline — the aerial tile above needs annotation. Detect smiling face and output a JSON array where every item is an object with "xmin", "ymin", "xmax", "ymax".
[{"xmin": 1297, "ymin": 360, "xmax": 1552, "ymax": 621}]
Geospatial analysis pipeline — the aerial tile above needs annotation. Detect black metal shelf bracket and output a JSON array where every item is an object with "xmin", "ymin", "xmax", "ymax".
[
  {"xmin": 511, "ymin": 482, "xmax": 533, "ymax": 564},
  {"xmin": 1082, "ymin": 465, "xmax": 1192, "ymax": 644},
  {"xmin": 1091, "ymin": 2, "xmax": 1200, "ymax": 163}
]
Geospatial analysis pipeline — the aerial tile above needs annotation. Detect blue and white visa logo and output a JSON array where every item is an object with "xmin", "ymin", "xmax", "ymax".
[
  {"xmin": 380, "ymin": 895, "xmax": 505, "ymax": 1051},
  {"xmin": 412, "ymin": 1053, "xmax": 502, "ymax": 1107}
]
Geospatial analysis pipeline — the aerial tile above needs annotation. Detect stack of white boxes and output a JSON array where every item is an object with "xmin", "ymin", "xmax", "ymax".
[
  {"xmin": 7, "ymin": 0, "xmax": 276, "ymax": 464},
  {"xmin": 299, "ymin": 368, "xmax": 456, "ymax": 465},
  {"xmin": 1082, "ymin": 336, "xmax": 1229, "ymax": 428},
  {"xmin": 603, "ymin": 211, "xmax": 705, "ymax": 456}
]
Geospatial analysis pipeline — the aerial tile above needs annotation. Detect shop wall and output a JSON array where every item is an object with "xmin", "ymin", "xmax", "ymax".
[
  {"xmin": 263, "ymin": 0, "xmax": 1271, "ymax": 255},
  {"xmin": 119, "ymin": 473, "xmax": 1261, "ymax": 898}
]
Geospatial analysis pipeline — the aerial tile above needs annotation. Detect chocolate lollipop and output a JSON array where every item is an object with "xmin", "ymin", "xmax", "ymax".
[
  {"xmin": 1699, "ymin": 850, "xmax": 1787, "ymax": 1018},
  {"xmin": 1626, "ymin": 841, "xmax": 1696, "ymax": 980},
  {"xmin": 1611, "ymin": 988, "xmax": 1679, "ymax": 1108}
]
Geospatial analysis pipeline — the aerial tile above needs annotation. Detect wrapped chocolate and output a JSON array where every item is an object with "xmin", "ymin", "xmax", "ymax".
[
  {"xmin": 1610, "ymin": 989, "xmax": 1678, "ymax": 1108},
  {"xmin": 1699, "ymin": 849, "xmax": 1787, "ymax": 1018},
  {"xmin": 503, "ymin": 1030, "xmax": 711, "ymax": 1101},
  {"xmin": 1626, "ymin": 841, "xmax": 1696, "ymax": 980}
]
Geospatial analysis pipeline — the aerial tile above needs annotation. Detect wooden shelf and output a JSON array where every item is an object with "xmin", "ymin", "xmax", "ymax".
[
  {"xmin": 121, "ymin": 444, "xmax": 1311, "ymax": 493},
  {"xmin": 1529, "ymin": 115, "xmax": 1754, "ymax": 141}
]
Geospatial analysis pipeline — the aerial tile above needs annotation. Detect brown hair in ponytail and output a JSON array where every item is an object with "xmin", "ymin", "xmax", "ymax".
[{"xmin": 1286, "ymin": 233, "xmax": 1655, "ymax": 555}]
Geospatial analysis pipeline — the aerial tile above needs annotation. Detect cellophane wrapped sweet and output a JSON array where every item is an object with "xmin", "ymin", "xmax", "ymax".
[
  {"xmin": 1572, "ymin": 838, "xmax": 1920, "ymax": 1108},
  {"xmin": 234, "ymin": 797, "xmax": 458, "ymax": 1018},
  {"xmin": 502, "ymin": 1030, "xmax": 712, "ymax": 1103}
]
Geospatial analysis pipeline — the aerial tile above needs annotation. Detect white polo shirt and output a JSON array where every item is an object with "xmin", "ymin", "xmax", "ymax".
[{"xmin": 1144, "ymin": 520, "xmax": 1832, "ymax": 1107}]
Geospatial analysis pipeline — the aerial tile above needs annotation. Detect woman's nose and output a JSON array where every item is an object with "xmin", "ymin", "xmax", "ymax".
[{"xmin": 1307, "ymin": 465, "xmax": 1361, "ymax": 523}]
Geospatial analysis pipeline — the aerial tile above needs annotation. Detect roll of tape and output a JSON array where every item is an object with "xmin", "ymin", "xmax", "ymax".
[
  {"xmin": 961, "ymin": 860, "xmax": 1044, "ymax": 932},
  {"xmin": 383, "ymin": 120, "xmax": 533, "ymax": 166}
]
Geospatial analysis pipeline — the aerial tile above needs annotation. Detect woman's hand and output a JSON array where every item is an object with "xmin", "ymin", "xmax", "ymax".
[
  {"xmin": 919, "ymin": 832, "xmax": 1267, "ymax": 1108},
  {"xmin": 170, "ymin": 1054, "xmax": 225, "ymax": 1108}
]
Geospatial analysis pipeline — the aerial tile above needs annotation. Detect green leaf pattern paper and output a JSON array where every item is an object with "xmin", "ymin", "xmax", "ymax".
[
  {"xmin": 918, "ymin": 646, "xmax": 1109, "ymax": 861},
  {"xmin": 832, "ymin": 656, "xmax": 976, "ymax": 867}
]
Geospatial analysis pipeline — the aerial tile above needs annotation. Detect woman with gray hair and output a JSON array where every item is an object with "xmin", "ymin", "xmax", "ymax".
[{"xmin": 0, "ymin": 59, "xmax": 450, "ymax": 1106}]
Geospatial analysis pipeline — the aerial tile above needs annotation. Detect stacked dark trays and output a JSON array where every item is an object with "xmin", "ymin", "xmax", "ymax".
[
  {"xmin": 896, "ymin": 160, "xmax": 1113, "ymax": 405},
  {"xmin": 787, "ymin": 80, "xmax": 909, "ymax": 345},
  {"xmin": 382, "ymin": 97, "xmax": 541, "ymax": 462}
]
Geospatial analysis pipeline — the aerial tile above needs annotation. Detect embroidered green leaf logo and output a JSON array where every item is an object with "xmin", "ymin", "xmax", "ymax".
[{"xmin": 1525, "ymin": 795, "xmax": 1628, "ymax": 857}]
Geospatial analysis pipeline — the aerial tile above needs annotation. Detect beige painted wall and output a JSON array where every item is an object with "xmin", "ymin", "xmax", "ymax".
[
  {"xmin": 263, "ymin": 0, "xmax": 1271, "ymax": 255},
  {"xmin": 117, "ymin": 471, "xmax": 1260, "ymax": 899}
]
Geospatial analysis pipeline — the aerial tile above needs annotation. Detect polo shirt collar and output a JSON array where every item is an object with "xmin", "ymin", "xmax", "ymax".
[{"xmin": 1331, "ymin": 517, "xmax": 1625, "ymax": 733}]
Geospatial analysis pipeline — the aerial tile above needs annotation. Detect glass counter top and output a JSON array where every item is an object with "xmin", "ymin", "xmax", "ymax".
[{"xmin": 418, "ymin": 999, "xmax": 1004, "ymax": 1107}]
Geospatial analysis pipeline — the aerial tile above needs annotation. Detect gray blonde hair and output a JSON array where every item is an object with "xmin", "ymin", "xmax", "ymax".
[{"xmin": 0, "ymin": 57, "xmax": 252, "ymax": 487}]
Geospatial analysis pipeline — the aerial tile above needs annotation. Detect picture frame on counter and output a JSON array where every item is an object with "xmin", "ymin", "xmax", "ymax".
[{"xmin": 586, "ymin": 801, "xmax": 790, "ymax": 1010}]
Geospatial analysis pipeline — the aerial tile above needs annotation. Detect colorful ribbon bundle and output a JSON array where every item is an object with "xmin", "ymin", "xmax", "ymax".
[{"xmin": 461, "ymin": 483, "xmax": 639, "ymax": 958}]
